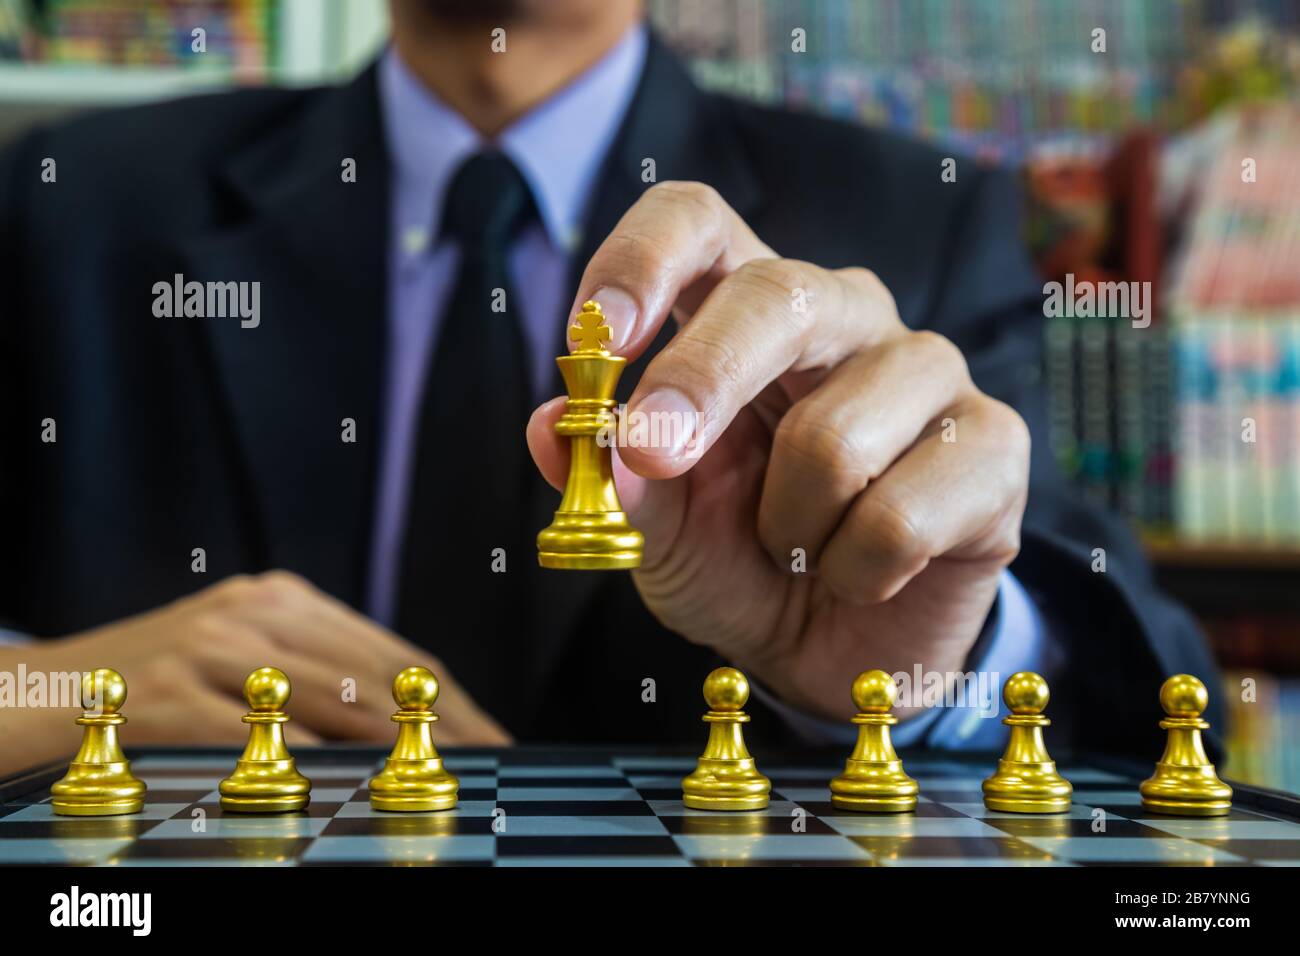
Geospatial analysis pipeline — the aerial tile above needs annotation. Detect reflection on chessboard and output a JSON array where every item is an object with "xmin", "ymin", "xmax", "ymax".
[{"xmin": 3, "ymin": 750, "xmax": 1298, "ymax": 867}]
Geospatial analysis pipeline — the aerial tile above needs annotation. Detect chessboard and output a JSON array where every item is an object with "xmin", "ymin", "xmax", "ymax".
[{"xmin": 3, "ymin": 746, "xmax": 1299, "ymax": 867}]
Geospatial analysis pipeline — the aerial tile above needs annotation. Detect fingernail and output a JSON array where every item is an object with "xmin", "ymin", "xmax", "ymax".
[
  {"xmin": 583, "ymin": 287, "xmax": 638, "ymax": 352},
  {"xmin": 628, "ymin": 388, "xmax": 698, "ymax": 458}
]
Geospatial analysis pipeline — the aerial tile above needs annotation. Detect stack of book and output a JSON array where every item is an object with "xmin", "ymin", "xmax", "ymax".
[
  {"xmin": 1224, "ymin": 670, "xmax": 1300, "ymax": 793},
  {"xmin": 1046, "ymin": 316, "xmax": 1177, "ymax": 527},
  {"xmin": 1167, "ymin": 105, "xmax": 1300, "ymax": 545},
  {"xmin": 1035, "ymin": 132, "xmax": 1172, "ymax": 528},
  {"xmin": 648, "ymin": 0, "xmax": 1300, "ymax": 162}
]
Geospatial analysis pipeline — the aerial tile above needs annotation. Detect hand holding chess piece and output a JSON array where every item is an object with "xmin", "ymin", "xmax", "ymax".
[{"xmin": 526, "ymin": 181, "xmax": 1031, "ymax": 729}]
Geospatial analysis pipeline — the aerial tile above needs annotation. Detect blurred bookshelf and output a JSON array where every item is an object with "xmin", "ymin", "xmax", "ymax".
[
  {"xmin": 646, "ymin": 12, "xmax": 1300, "ymax": 542},
  {"xmin": 0, "ymin": 0, "xmax": 388, "ymax": 142},
  {"xmin": 649, "ymin": 0, "xmax": 1300, "ymax": 161}
]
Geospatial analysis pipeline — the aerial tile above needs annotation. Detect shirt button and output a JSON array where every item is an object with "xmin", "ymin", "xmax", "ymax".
[{"xmin": 402, "ymin": 227, "xmax": 429, "ymax": 256}]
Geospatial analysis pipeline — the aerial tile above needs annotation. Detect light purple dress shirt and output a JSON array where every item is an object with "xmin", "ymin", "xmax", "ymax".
[
  {"xmin": 367, "ymin": 25, "xmax": 649, "ymax": 627},
  {"xmin": 367, "ymin": 25, "xmax": 1056, "ymax": 748}
]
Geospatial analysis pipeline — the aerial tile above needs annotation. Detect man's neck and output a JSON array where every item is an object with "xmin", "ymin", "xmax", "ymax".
[{"xmin": 389, "ymin": 1, "xmax": 642, "ymax": 138}]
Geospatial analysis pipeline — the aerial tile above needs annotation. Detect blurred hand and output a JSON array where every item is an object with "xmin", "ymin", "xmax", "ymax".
[
  {"xmin": 0, "ymin": 571, "xmax": 509, "ymax": 775},
  {"xmin": 528, "ymin": 181, "xmax": 1030, "ymax": 723}
]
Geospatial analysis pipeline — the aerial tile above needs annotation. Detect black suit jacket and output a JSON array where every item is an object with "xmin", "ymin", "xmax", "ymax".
[{"xmin": 0, "ymin": 35, "xmax": 1221, "ymax": 755}]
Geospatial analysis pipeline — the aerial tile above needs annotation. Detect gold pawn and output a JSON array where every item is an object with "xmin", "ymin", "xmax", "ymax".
[
  {"xmin": 368, "ymin": 666, "xmax": 460, "ymax": 812},
  {"xmin": 682, "ymin": 667, "xmax": 771, "ymax": 811},
  {"xmin": 1139, "ymin": 674, "xmax": 1232, "ymax": 816},
  {"xmin": 51, "ymin": 668, "xmax": 146, "ymax": 816},
  {"xmin": 218, "ymin": 667, "xmax": 312, "ymax": 813},
  {"xmin": 829, "ymin": 670, "xmax": 919, "ymax": 812},
  {"xmin": 536, "ymin": 300, "xmax": 644, "ymax": 570},
  {"xmin": 982, "ymin": 672, "xmax": 1073, "ymax": 814}
]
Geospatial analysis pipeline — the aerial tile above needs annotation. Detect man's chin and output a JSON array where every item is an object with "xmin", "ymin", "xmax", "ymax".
[{"xmin": 414, "ymin": 0, "xmax": 529, "ymax": 22}]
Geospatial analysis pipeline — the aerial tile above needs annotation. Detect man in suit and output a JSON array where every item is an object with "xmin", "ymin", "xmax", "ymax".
[{"xmin": 0, "ymin": 0, "xmax": 1219, "ymax": 776}]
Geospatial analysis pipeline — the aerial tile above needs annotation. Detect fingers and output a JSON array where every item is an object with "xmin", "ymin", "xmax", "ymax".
[
  {"xmin": 429, "ymin": 680, "xmax": 514, "ymax": 745},
  {"xmin": 127, "ymin": 679, "xmax": 275, "ymax": 747},
  {"xmin": 193, "ymin": 572, "xmax": 513, "ymax": 744},
  {"xmin": 527, "ymin": 396, "xmax": 573, "ymax": 492},
  {"xmin": 189, "ymin": 617, "xmax": 394, "ymax": 740},
  {"xmin": 210, "ymin": 573, "xmax": 386, "ymax": 658},
  {"xmin": 757, "ymin": 332, "xmax": 974, "ymax": 566},
  {"xmin": 208, "ymin": 573, "xmax": 410, "ymax": 694},
  {"xmin": 620, "ymin": 265, "xmax": 903, "ymax": 478},
  {"xmin": 283, "ymin": 723, "xmax": 324, "ymax": 749},
  {"xmin": 564, "ymin": 182, "xmax": 906, "ymax": 481},
  {"xmin": 570, "ymin": 181, "xmax": 775, "ymax": 356},
  {"xmin": 817, "ymin": 398, "xmax": 1030, "ymax": 604}
]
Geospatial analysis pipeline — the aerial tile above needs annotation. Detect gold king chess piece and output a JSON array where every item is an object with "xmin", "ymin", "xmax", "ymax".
[
  {"xmin": 219, "ymin": 667, "xmax": 312, "ymax": 813},
  {"xmin": 682, "ymin": 667, "xmax": 771, "ymax": 811},
  {"xmin": 982, "ymin": 672, "xmax": 1073, "ymax": 814},
  {"xmin": 368, "ymin": 666, "xmax": 460, "ymax": 812},
  {"xmin": 51, "ymin": 668, "xmax": 146, "ymax": 816},
  {"xmin": 537, "ymin": 300, "xmax": 644, "ymax": 570},
  {"xmin": 829, "ymin": 670, "xmax": 919, "ymax": 812},
  {"xmin": 1139, "ymin": 674, "xmax": 1232, "ymax": 816}
]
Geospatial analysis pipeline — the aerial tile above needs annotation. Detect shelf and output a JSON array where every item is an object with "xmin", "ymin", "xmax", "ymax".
[
  {"xmin": 0, "ymin": 63, "xmax": 244, "ymax": 106},
  {"xmin": 0, "ymin": 62, "xmax": 278, "ymax": 147},
  {"xmin": 1143, "ymin": 534, "xmax": 1300, "ymax": 571}
]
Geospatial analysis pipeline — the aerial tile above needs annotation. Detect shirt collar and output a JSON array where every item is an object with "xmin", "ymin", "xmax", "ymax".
[{"xmin": 379, "ymin": 22, "xmax": 648, "ymax": 258}]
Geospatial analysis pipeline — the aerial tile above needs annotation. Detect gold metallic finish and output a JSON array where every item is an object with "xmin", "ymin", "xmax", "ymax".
[
  {"xmin": 682, "ymin": 667, "xmax": 771, "ymax": 811},
  {"xmin": 829, "ymin": 670, "xmax": 919, "ymax": 812},
  {"xmin": 677, "ymin": 812, "xmax": 773, "ymax": 837},
  {"xmin": 982, "ymin": 672, "xmax": 1073, "ymax": 814},
  {"xmin": 51, "ymin": 668, "xmax": 146, "ymax": 816},
  {"xmin": 367, "ymin": 812, "xmax": 463, "ymax": 838},
  {"xmin": 1140, "ymin": 674, "xmax": 1232, "ymax": 816},
  {"xmin": 368, "ymin": 666, "xmax": 460, "ymax": 812},
  {"xmin": 208, "ymin": 817, "xmax": 309, "ymax": 863},
  {"xmin": 990, "ymin": 814, "xmax": 1074, "ymax": 839},
  {"xmin": 50, "ymin": 817, "xmax": 141, "ymax": 841},
  {"xmin": 537, "ymin": 300, "xmax": 644, "ymax": 570},
  {"xmin": 219, "ymin": 667, "xmax": 312, "ymax": 813},
  {"xmin": 848, "ymin": 822, "xmax": 918, "ymax": 865}
]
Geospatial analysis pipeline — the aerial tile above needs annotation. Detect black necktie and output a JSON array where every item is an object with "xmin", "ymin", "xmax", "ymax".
[{"xmin": 395, "ymin": 152, "xmax": 537, "ymax": 727}]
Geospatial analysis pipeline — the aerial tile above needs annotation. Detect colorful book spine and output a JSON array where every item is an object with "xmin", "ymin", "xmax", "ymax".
[
  {"xmin": 1224, "ymin": 670, "xmax": 1300, "ymax": 795},
  {"xmin": 11, "ymin": 0, "xmax": 276, "ymax": 75}
]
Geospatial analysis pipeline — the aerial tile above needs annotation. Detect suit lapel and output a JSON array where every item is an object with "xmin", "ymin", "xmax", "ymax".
[
  {"xmin": 528, "ymin": 32, "xmax": 765, "ymax": 692},
  {"xmin": 178, "ymin": 68, "xmax": 389, "ymax": 606}
]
